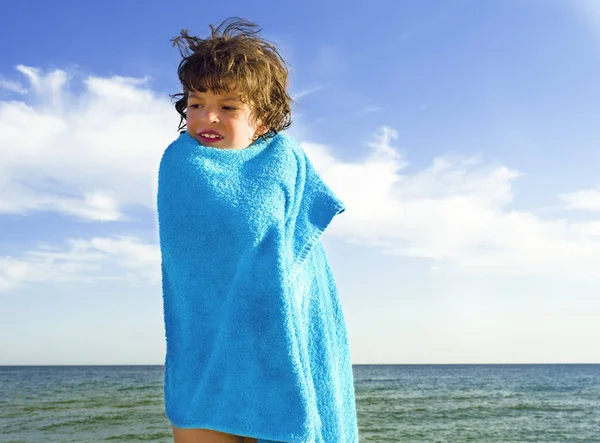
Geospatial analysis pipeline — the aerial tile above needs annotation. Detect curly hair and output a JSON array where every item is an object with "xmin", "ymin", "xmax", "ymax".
[{"xmin": 170, "ymin": 17, "xmax": 293, "ymax": 138}]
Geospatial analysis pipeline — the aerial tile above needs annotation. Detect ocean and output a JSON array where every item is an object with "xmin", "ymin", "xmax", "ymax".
[{"xmin": 1, "ymin": 364, "xmax": 599, "ymax": 442}]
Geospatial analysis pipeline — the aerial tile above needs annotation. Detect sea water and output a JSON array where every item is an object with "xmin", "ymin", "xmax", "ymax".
[{"xmin": 1, "ymin": 364, "xmax": 599, "ymax": 442}]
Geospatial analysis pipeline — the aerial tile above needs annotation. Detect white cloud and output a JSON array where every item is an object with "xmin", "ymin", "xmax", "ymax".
[
  {"xmin": 571, "ymin": 220, "xmax": 600, "ymax": 237},
  {"xmin": 559, "ymin": 188, "xmax": 600, "ymax": 212},
  {"xmin": 3, "ymin": 64, "xmax": 600, "ymax": 292},
  {"xmin": 15, "ymin": 65, "xmax": 69, "ymax": 110},
  {"xmin": 304, "ymin": 128, "xmax": 600, "ymax": 280},
  {"xmin": 0, "ymin": 236, "xmax": 160, "ymax": 293},
  {"xmin": 0, "ymin": 65, "xmax": 178, "ymax": 221}
]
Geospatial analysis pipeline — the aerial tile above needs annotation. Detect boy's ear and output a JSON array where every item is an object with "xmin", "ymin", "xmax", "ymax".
[{"xmin": 254, "ymin": 121, "xmax": 269, "ymax": 138}]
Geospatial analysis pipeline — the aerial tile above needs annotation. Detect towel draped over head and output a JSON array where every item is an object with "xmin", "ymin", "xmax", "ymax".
[{"xmin": 157, "ymin": 131, "xmax": 359, "ymax": 443}]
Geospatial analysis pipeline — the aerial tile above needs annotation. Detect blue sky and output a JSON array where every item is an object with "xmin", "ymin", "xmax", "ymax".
[{"xmin": 2, "ymin": 0, "xmax": 600, "ymax": 364}]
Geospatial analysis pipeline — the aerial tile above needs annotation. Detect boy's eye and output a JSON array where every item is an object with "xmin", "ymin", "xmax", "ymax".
[
  {"xmin": 222, "ymin": 106, "xmax": 237, "ymax": 111},
  {"xmin": 189, "ymin": 104, "xmax": 202, "ymax": 109}
]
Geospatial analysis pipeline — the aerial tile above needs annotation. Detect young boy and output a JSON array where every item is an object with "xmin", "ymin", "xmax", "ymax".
[
  {"xmin": 170, "ymin": 18, "xmax": 291, "ymax": 152},
  {"xmin": 158, "ymin": 18, "xmax": 359, "ymax": 443}
]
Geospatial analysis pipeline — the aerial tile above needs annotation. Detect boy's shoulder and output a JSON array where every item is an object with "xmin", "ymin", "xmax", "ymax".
[
  {"xmin": 268, "ymin": 132, "xmax": 310, "ymax": 171},
  {"xmin": 270, "ymin": 131, "xmax": 305, "ymax": 159},
  {"xmin": 160, "ymin": 131, "xmax": 190, "ymax": 163},
  {"xmin": 271, "ymin": 131, "xmax": 299, "ymax": 147}
]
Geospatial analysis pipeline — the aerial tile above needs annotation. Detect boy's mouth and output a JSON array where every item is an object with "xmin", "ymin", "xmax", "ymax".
[{"xmin": 198, "ymin": 130, "xmax": 224, "ymax": 144}]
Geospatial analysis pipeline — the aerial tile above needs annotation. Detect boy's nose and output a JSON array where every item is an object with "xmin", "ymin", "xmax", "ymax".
[{"xmin": 203, "ymin": 109, "xmax": 219, "ymax": 123}]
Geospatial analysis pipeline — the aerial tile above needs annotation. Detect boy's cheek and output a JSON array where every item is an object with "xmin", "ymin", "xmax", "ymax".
[{"xmin": 185, "ymin": 114, "xmax": 199, "ymax": 126}]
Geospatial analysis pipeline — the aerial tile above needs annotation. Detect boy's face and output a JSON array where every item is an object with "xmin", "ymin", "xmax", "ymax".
[{"xmin": 186, "ymin": 89, "xmax": 264, "ymax": 150}]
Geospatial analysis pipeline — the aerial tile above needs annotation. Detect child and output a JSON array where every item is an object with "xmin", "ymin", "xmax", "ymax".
[{"xmin": 158, "ymin": 18, "xmax": 359, "ymax": 443}]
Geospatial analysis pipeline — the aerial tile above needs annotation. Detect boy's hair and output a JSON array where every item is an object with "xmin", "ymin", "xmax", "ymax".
[{"xmin": 170, "ymin": 17, "xmax": 292, "ymax": 137}]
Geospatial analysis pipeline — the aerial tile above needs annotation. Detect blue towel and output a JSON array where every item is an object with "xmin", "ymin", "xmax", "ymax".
[{"xmin": 157, "ymin": 130, "xmax": 359, "ymax": 442}]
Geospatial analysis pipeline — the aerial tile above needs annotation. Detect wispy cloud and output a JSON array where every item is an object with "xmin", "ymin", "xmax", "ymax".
[
  {"xmin": 358, "ymin": 106, "xmax": 380, "ymax": 114},
  {"xmin": 291, "ymin": 84, "xmax": 328, "ymax": 101},
  {"xmin": 0, "ymin": 236, "xmax": 160, "ymax": 293},
  {"xmin": 0, "ymin": 77, "xmax": 27, "ymax": 94}
]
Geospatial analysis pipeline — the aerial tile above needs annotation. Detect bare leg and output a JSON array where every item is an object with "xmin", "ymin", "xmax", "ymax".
[{"xmin": 172, "ymin": 426, "xmax": 243, "ymax": 443}]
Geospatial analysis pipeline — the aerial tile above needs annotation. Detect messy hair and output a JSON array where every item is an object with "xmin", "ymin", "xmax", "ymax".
[{"xmin": 170, "ymin": 17, "xmax": 292, "ymax": 138}]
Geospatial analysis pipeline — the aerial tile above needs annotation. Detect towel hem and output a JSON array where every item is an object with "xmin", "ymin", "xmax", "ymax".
[{"xmin": 286, "ymin": 199, "xmax": 345, "ymax": 285}]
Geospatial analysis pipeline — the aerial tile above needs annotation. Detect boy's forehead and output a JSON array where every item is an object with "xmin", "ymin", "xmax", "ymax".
[{"xmin": 188, "ymin": 90, "xmax": 242, "ymax": 100}]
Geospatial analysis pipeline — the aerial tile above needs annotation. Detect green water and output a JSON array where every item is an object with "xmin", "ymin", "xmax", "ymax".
[{"xmin": 2, "ymin": 365, "xmax": 599, "ymax": 442}]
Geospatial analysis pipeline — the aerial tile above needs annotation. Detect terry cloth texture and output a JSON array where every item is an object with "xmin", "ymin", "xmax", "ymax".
[{"xmin": 157, "ymin": 130, "xmax": 359, "ymax": 443}]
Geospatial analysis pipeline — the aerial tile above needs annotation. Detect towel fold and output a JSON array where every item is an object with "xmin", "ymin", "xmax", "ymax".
[{"xmin": 157, "ymin": 130, "xmax": 358, "ymax": 442}]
